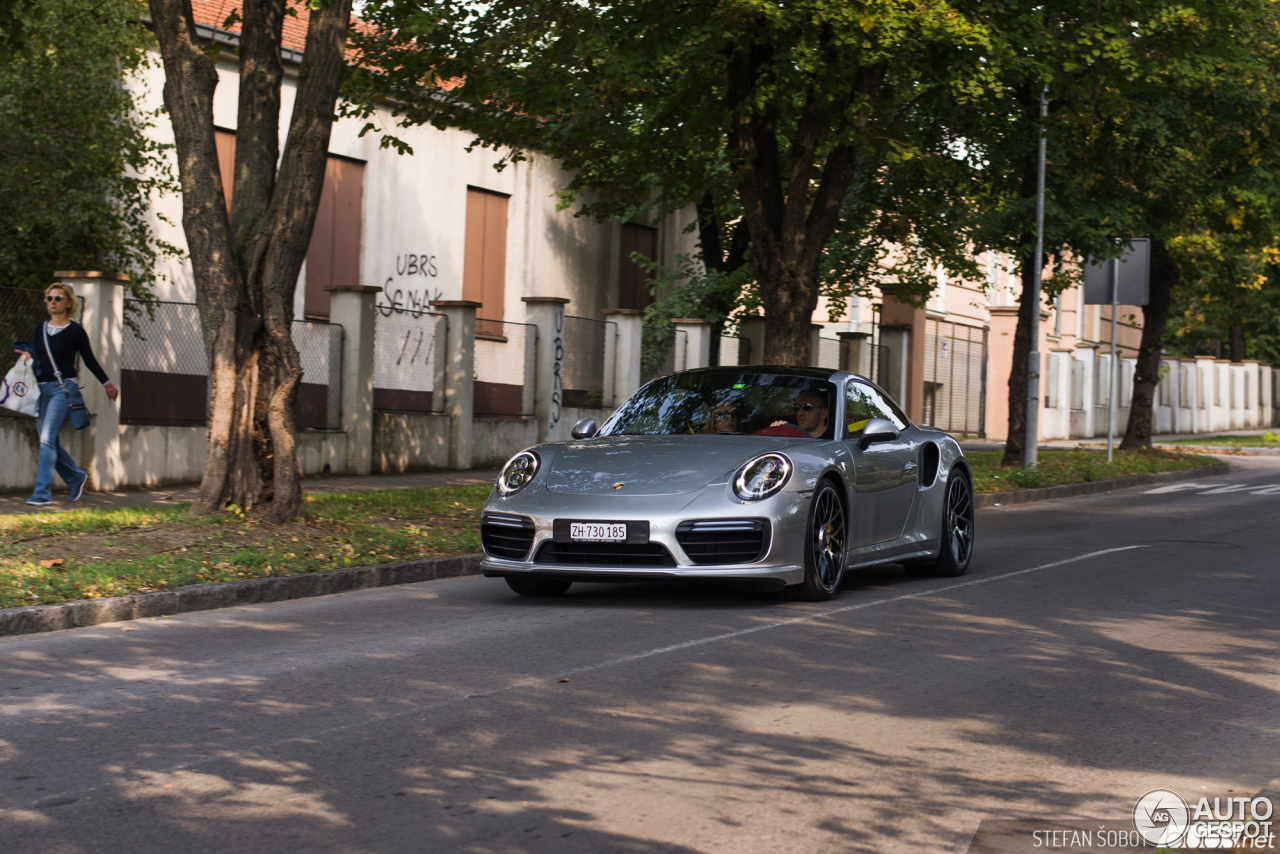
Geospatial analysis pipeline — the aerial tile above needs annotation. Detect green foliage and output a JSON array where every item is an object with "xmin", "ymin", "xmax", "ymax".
[
  {"xmin": 346, "ymin": 0, "xmax": 999, "ymax": 341},
  {"xmin": 0, "ymin": 0, "xmax": 181, "ymax": 297}
]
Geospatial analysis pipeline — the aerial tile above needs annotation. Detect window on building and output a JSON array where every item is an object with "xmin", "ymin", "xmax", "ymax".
[
  {"xmin": 305, "ymin": 156, "xmax": 365, "ymax": 320},
  {"xmin": 464, "ymin": 188, "xmax": 510, "ymax": 338},
  {"xmin": 618, "ymin": 223, "xmax": 658, "ymax": 311}
]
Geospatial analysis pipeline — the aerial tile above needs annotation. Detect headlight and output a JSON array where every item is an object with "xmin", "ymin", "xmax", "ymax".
[
  {"xmin": 497, "ymin": 450, "xmax": 540, "ymax": 497},
  {"xmin": 733, "ymin": 453, "xmax": 792, "ymax": 501}
]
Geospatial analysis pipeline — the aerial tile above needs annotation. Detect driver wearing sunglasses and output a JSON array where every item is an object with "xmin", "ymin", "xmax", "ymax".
[{"xmin": 769, "ymin": 391, "xmax": 829, "ymax": 439}]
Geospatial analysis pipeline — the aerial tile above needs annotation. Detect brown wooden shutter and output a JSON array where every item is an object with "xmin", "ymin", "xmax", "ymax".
[
  {"xmin": 305, "ymin": 157, "xmax": 365, "ymax": 320},
  {"xmin": 463, "ymin": 188, "xmax": 509, "ymax": 338},
  {"xmin": 214, "ymin": 129, "xmax": 236, "ymax": 212},
  {"xmin": 619, "ymin": 223, "xmax": 657, "ymax": 310}
]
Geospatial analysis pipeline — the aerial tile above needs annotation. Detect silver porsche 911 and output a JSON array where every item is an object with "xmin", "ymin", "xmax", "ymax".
[{"xmin": 479, "ymin": 367, "xmax": 974, "ymax": 601}]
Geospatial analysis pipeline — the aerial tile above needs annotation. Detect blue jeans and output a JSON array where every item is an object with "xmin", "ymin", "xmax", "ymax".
[{"xmin": 31, "ymin": 381, "xmax": 86, "ymax": 502}]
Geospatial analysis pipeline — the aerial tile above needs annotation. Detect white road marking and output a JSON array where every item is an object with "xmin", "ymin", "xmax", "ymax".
[
  {"xmin": 1145, "ymin": 482, "xmax": 1280, "ymax": 496},
  {"xmin": 23, "ymin": 544, "xmax": 1150, "ymax": 810},
  {"xmin": 1144, "ymin": 483, "xmax": 1216, "ymax": 494}
]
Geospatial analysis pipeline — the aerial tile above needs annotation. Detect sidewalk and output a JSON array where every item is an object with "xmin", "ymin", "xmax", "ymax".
[
  {"xmin": 0, "ymin": 469, "xmax": 501, "ymax": 516},
  {"xmin": 962, "ymin": 427, "xmax": 1275, "ymax": 454}
]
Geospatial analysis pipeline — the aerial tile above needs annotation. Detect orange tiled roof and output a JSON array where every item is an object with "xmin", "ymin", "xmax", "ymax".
[
  {"xmin": 187, "ymin": 0, "xmax": 458, "ymax": 90},
  {"xmin": 189, "ymin": 0, "xmax": 343, "ymax": 55}
]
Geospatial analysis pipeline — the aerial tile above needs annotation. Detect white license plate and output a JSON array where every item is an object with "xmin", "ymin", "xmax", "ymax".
[{"xmin": 570, "ymin": 522, "xmax": 627, "ymax": 542}]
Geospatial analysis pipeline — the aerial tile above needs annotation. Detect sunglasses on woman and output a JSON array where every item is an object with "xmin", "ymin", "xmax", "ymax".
[{"xmin": 46, "ymin": 295, "xmax": 65, "ymax": 303}]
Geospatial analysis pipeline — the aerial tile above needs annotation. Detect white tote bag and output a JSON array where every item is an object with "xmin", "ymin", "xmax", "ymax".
[{"xmin": 0, "ymin": 356, "xmax": 40, "ymax": 417}]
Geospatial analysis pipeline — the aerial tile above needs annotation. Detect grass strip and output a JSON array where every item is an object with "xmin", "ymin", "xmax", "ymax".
[
  {"xmin": 0, "ymin": 484, "xmax": 491, "ymax": 610},
  {"xmin": 1157, "ymin": 431, "xmax": 1280, "ymax": 448},
  {"xmin": 966, "ymin": 447, "xmax": 1218, "ymax": 494}
]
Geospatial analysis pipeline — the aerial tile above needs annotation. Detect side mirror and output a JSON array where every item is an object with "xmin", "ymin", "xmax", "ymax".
[
  {"xmin": 858, "ymin": 418, "xmax": 900, "ymax": 448},
  {"xmin": 571, "ymin": 418, "xmax": 598, "ymax": 440}
]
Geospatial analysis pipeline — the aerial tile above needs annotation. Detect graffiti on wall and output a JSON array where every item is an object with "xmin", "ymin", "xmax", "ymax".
[
  {"xmin": 549, "ymin": 309, "xmax": 564, "ymax": 430},
  {"xmin": 379, "ymin": 253, "xmax": 444, "ymax": 316}
]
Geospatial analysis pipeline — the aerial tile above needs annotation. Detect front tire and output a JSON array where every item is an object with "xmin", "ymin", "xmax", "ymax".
[
  {"xmin": 905, "ymin": 469, "xmax": 974, "ymax": 578},
  {"xmin": 505, "ymin": 577, "xmax": 573, "ymax": 597},
  {"xmin": 784, "ymin": 481, "xmax": 847, "ymax": 601}
]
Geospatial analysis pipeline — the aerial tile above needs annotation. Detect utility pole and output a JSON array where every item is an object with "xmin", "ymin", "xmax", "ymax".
[
  {"xmin": 1025, "ymin": 88, "xmax": 1048, "ymax": 469},
  {"xmin": 1107, "ymin": 249, "xmax": 1119, "ymax": 462}
]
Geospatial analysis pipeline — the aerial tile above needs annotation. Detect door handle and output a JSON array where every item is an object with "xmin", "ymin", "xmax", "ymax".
[{"xmin": 903, "ymin": 461, "xmax": 918, "ymax": 476}]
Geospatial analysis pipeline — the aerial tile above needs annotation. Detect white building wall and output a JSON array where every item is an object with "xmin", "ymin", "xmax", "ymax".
[{"xmin": 128, "ymin": 52, "xmax": 696, "ymax": 318}]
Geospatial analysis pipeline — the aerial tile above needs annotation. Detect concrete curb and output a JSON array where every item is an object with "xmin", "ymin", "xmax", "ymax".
[
  {"xmin": 0, "ymin": 553, "xmax": 484, "ymax": 638},
  {"xmin": 1155, "ymin": 444, "xmax": 1280, "ymax": 456},
  {"xmin": 974, "ymin": 464, "xmax": 1229, "ymax": 509}
]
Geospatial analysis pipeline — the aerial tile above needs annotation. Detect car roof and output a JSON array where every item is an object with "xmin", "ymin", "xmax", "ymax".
[{"xmin": 675, "ymin": 366, "xmax": 839, "ymax": 380}]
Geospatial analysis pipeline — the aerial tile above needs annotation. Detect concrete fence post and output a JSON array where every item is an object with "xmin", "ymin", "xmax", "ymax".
[
  {"xmin": 429, "ymin": 300, "xmax": 480, "ymax": 469},
  {"xmin": 1244, "ymin": 360, "xmax": 1261, "ymax": 429},
  {"xmin": 326, "ymin": 285, "xmax": 380, "ymax": 475},
  {"xmin": 58, "ymin": 271, "xmax": 126, "ymax": 491},
  {"xmin": 838, "ymin": 331, "xmax": 870, "ymax": 375},
  {"xmin": 602, "ymin": 308, "xmax": 643, "ymax": 403},
  {"xmin": 672, "ymin": 318, "xmax": 711, "ymax": 369},
  {"xmin": 739, "ymin": 316, "xmax": 765, "ymax": 366},
  {"xmin": 1261, "ymin": 364, "xmax": 1275, "ymax": 428},
  {"xmin": 808, "ymin": 324, "xmax": 824, "ymax": 368},
  {"xmin": 523, "ymin": 296, "xmax": 570, "ymax": 443}
]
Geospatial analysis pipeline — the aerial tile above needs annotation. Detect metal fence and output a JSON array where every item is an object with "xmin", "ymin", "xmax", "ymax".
[
  {"xmin": 816, "ymin": 337, "xmax": 840, "ymax": 370},
  {"xmin": 294, "ymin": 320, "xmax": 343, "ymax": 430},
  {"xmin": 0, "ymin": 286, "xmax": 46, "ymax": 354},
  {"xmin": 561, "ymin": 315, "xmax": 617, "ymax": 410},
  {"xmin": 716, "ymin": 335, "xmax": 743, "ymax": 366},
  {"xmin": 640, "ymin": 326, "xmax": 688, "ymax": 385},
  {"xmin": 474, "ymin": 318, "xmax": 537, "ymax": 417},
  {"xmin": 374, "ymin": 306, "xmax": 447, "ymax": 416},
  {"xmin": 921, "ymin": 318, "xmax": 987, "ymax": 437},
  {"xmin": 121, "ymin": 300, "xmax": 208, "ymax": 426}
]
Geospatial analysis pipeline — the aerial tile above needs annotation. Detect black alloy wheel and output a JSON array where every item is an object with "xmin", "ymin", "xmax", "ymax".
[
  {"xmin": 785, "ymin": 481, "xmax": 847, "ymax": 601},
  {"xmin": 906, "ymin": 470, "xmax": 974, "ymax": 578},
  {"xmin": 506, "ymin": 577, "xmax": 573, "ymax": 597}
]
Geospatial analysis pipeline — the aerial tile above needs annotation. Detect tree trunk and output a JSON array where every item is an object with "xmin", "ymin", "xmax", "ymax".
[
  {"xmin": 1119, "ymin": 238, "xmax": 1178, "ymax": 450},
  {"xmin": 1229, "ymin": 325, "xmax": 1246, "ymax": 362},
  {"xmin": 1001, "ymin": 247, "xmax": 1041, "ymax": 466},
  {"xmin": 725, "ymin": 33, "xmax": 872, "ymax": 367},
  {"xmin": 149, "ymin": 0, "xmax": 351, "ymax": 523},
  {"xmin": 694, "ymin": 194, "xmax": 749, "ymax": 367}
]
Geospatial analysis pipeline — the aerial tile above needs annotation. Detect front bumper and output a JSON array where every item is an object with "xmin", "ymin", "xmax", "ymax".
[{"xmin": 478, "ymin": 482, "xmax": 810, "ymax": 587}]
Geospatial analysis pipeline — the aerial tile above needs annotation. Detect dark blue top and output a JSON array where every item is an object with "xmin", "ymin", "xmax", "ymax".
[{"xmin": 31, "ymin": 321, "xmax": 109, "ymax": 386}]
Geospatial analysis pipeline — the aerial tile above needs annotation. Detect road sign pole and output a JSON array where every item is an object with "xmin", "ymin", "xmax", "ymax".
[
  {"xmin": 1107, "ymin": 256, "xmax": 1119, "ymax": 463},
  {"xmin": 1025, "ymin": 87, "xmax": 1048, "ymax": 470}
]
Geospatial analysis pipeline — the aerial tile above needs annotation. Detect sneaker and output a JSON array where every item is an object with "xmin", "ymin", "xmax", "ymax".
[
  {"xmin": 67, "ymin": 477, "xmax": 86, "ymax": 503},
  {"xmin": 25, "ymin": 498, "xmax": 52, "ymax": 506}
]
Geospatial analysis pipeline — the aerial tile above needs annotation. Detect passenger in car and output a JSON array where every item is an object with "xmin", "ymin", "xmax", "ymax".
[{"xmin": 708, "ymin": 401, "xmax": 741, "ymax": 433}]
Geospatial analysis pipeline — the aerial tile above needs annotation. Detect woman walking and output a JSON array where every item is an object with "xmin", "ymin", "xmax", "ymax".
[{"xmin": 12, "ymin": 284, "xmax": 118, "ymax": 506}]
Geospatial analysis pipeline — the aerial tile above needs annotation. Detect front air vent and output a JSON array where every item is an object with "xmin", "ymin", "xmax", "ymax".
[
  {"xmin": 534, "ymin": 541, "xmax": 677, "ymax": 567},
  {"xmin": 481, "ymin": 513, "xmax": 536, "ymax": 561},
  {"xmin": 676, "ymin": 519, "xmax": 770, "ymax": 565}
]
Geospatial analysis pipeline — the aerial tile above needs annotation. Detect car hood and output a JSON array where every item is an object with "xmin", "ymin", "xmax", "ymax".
[{"xmin": 545, "ymin": 434, "xmax": 805, "ymax": 496}]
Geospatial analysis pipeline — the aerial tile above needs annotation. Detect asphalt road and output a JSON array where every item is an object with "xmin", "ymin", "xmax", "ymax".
[{"xmin": 3, "ymin": 457, "xmax": 1280, "ymax": 853}]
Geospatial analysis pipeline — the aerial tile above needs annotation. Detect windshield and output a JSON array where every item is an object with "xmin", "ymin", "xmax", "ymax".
[{"xmin": 597, "ymin": 371, "xmax": 838, "ymax": 439}]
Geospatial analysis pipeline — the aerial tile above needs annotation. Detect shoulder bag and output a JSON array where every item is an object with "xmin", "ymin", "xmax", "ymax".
[{"xmin": 42, "ymin": 322, "xmax": 91, "ymax": 430}]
